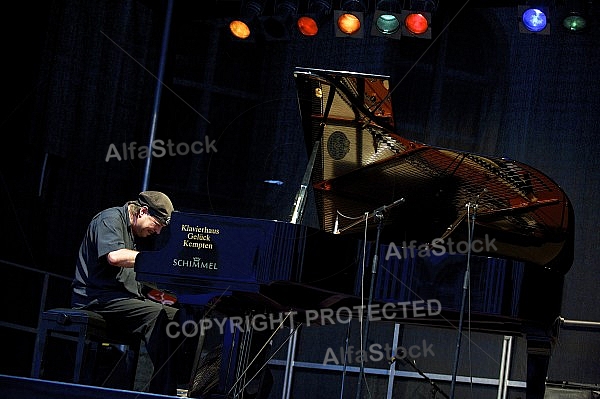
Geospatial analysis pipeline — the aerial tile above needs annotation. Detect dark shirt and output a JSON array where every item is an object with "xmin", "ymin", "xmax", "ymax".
[{"xmin": 71, "ymin": 203, "xmax": 144, "ymax": 307}]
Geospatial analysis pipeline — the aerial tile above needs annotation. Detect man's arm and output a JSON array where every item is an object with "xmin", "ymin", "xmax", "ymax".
[{"xmin": 106, "ymin": 248, "xmax": 139, "ymax": 268}]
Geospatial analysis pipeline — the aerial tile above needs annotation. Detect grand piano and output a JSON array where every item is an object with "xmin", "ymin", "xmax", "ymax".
[{"xmin": 135, "ymin": 68, "xmax": 574, "ymax": 399}]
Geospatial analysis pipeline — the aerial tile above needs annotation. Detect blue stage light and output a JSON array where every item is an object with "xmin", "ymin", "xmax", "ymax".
[{"xmin": 521, "ymin": 7, "xmax": 548, "ymax": 32}]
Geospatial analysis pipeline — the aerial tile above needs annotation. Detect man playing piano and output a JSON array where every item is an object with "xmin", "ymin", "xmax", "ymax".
[{"xmin": 71, "ymin": 190, "xmax": 180, "ymax": 395}]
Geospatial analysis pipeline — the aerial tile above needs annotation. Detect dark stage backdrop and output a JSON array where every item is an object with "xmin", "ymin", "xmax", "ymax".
[{"xmin": 2, "ymin": 0, "xmax": 599, "ymax": 388}]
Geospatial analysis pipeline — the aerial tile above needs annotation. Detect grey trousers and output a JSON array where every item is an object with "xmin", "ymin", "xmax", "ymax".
[{"xmin": 83, "ymin": 297, "xmax": 181, "ymax": 395}]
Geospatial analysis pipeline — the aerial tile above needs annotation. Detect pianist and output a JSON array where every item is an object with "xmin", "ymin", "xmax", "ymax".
[{"xmin": 71, "ymin": 190, "xmax": 181, "ymax": 395}]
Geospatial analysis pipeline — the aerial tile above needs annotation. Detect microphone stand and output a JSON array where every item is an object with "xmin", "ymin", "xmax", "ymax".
[
  {"xmin": 391, "ymin": 354, "xmax": 449, "ymax": 399},
  {"xmin": 449, "ymin": 199, "xmax": 480, "ymax": 399},
  {"xmin": 354, "ymin": 198, "xmax": 405, "ymax": 399}
]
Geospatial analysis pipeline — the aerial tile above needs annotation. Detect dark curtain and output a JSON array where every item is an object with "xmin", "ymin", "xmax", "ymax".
[{"xmin": 27, "ymin": 0, "xmax": 162, "ymax": 269}]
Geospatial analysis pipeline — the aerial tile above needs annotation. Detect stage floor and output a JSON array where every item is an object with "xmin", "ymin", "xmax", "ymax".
[{"xmin": 0, "ymin": 374, "xmax": 184, "ymax": 399}]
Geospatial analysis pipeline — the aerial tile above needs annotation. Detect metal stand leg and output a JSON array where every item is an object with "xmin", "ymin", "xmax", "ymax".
[{"xmin": 282, "ymin": 326, "xmax": 299, "ymax": 399}]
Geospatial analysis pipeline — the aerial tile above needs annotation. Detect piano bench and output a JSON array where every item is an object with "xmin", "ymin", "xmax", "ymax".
[{"xmin": 31, "ymin": 308, "xmax": 141, "ymax": 389}]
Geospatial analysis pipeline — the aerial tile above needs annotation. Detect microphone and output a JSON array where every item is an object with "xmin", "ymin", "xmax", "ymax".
[
  {"xmin": 374, "ymin": 197, "xmax": 406, "ymax": 214},
  {"xmin": 474, "ymin": 188, "xmax": 487, "ymax": 205},
  {"xmin": 466, "ymin": 188, "xmax": 487, "ymax": 209}
]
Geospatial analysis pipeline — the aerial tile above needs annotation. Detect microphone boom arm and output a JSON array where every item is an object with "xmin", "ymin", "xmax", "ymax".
[{"xmin": 335, "ymin": 198, "xmax": 405, "ymax": 234}]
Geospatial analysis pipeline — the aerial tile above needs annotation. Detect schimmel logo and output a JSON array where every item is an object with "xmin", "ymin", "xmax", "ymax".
[{"xmin": 172, "ymin": 257, "xmax": 218, "ymax": 270}]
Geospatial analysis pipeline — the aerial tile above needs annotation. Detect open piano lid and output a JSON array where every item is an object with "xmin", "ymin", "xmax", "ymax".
[{"xmin": 293, "ymin": 67, "xmax": 574, "ymax": 274}]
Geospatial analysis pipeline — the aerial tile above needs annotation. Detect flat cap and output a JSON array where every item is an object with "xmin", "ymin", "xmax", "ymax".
[{"xmin": 138, "ymin": 191, "xmax": 174, "ymax": 226}]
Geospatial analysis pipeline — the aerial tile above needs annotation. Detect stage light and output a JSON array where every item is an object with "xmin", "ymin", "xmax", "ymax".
[
  {"xmin": 562, "ymin": 12, "xmax": 587, "ymax": 32},
  {"xmin": 561, "ymin": 0, "xmax": 589, "ymax": 33},
  {"xmin": 521, "ymin": 8, "xmax": 548, "ymax": 32},
  {"xmin": 371, "ymin": 0, "xmax": 403, "ymax": 40},
  {"xmin": 401, "ymin": 10, "xmax": 432, "ymax": 38},
  {"xmin": 400, "ymin": 0, "xmax": 436, "ymax": 39},
  {"xmin": 297, "ymin": 0, "xmax": 332, "ymax": 37},
  {"xmin": 229, "ymin": 0, "xmax": 265, "ymax": 40},
  {"xmin": 334, "ymin": 0, "xmax": 366, "ymax": 38},
  {"xmin": 260, "ymin": 0, "xmax": 298, "ymax": 41},
  {"xmin": 518, "ymin": 5, "xmax": 550, "ymax": 34}
]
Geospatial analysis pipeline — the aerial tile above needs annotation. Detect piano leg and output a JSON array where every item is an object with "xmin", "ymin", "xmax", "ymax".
[{"xmin": 526, "ymin": 335, "xmax": 553, "ymax": 399}]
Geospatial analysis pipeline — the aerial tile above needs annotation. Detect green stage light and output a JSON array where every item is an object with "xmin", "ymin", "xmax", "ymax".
[{"xmin": 371, "ymin": 0, "xmax": 403, "ymax": 40}]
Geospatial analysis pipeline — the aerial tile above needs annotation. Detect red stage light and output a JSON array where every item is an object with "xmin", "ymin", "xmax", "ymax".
[{"xmin": 404, "ymin": 12, "xmax": 429, "ymax": 35}]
